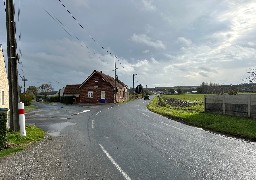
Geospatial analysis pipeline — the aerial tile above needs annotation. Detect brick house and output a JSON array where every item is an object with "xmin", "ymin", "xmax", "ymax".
[
  {"xmin": 63, "ymin": 70, "xmax": 128, "ymax": 104},
  {"xmin": 0, "ymin": 45, "xmax": 9, "ymax": 109}
]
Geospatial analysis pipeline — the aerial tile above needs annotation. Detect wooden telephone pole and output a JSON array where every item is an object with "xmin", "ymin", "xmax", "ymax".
[
  {"xmin": 6, "ymin": 0, "xmax": 20, "ymax": 131},
  {"xmin": 114, "ymin": 62, "xmax": 117, "ymax": 103}
]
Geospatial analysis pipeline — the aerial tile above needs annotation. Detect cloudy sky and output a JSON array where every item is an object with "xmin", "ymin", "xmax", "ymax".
[{"xmin": 1, "ymin": 0, "xmax": 256, "ymax": 90}]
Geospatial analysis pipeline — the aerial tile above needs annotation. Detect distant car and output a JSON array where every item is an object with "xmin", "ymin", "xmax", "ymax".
[
  {"xmin": 36, "ymin": 97, "xmax": 43, "ymax": 102},
  {"xmin": 144, "ymin": 95, "xmax": 150, "ymax": 100}
]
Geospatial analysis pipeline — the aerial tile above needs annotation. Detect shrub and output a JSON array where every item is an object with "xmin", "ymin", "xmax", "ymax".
[
  {"xmin": 0, "ymin": 112, "xmax": 7, "ymax": 150},
  {"xmin": 20, "ymin": 93, "xmax": 34, "ymax": 106}
]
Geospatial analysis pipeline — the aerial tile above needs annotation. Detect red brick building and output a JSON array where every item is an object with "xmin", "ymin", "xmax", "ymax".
[{"xmin": 63, "ymin": 70, "xmax": 128, "ymax": 104}]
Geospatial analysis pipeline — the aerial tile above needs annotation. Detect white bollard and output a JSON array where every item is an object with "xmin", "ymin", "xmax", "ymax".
[{"xmin": 18, "ymin": 102, "xmax": 26, "ymax": 136}]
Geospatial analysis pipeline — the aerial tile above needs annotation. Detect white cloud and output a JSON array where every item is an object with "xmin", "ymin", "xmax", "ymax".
[
  {"xmin": 248, "ymin": 42, "xmax": 255, "ymax": 47},
  {"xmin": 214, "ymin": 1, "xmax": 256, "ymax": 51},
  {"xmin": 142, "ymin": 0, "xmax": 156, "ymax": 11},
  {"xmin": 131, "ymin": 33, "xmax": 166, "ymax": 49},
  {"xmin": 177, "ymin": 37, "xmax": 192, "ymax": 46},
  {"xmin": 143, "ymin": 49, "xmax": 150, "ymax": 54},
  {"xmin": 2, "ymin": 0, "xmax": 256, "ymax": 88}
]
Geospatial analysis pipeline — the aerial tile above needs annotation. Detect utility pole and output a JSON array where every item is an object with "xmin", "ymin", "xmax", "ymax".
[
  {"xmin": 22, "ymin": 76, "xmax": 28, "ymax": 93},
  {"xmin": 114, "ymin": 62, "xmax": 117, "ymax": 103},
  {"xmin": 6, "ymin": 0, "xmax": 19, "ymax": 131}
]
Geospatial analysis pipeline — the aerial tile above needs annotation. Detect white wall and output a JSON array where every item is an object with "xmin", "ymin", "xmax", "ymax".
[{"xmin": 0, "ymin": 46, "xmax": 9, "ymax": 109}]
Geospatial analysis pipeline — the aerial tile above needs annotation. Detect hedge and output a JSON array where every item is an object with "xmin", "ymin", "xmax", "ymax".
[{"xmin": 0, "ymin": 112, "xmax": 7, "ymax": 150}]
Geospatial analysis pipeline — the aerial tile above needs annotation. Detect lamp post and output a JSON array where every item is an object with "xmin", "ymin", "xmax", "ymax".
[
  {"xmin": 22, "ymin": 76, "xmax": 28, "ymax": 93},
  {"xmin": 133, "ymin": 73, "xmax": 137, "ymax": 95}
]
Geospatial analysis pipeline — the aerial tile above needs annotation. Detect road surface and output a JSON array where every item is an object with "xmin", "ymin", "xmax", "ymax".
[{"xmin": 26, "ymin": 100, "xmax": 256, "ymax": 179}]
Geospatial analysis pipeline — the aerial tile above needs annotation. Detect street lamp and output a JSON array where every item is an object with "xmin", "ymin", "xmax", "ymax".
[{"xmin": 133, "ymin": 73, "xmax": 137, "ymax": 94}]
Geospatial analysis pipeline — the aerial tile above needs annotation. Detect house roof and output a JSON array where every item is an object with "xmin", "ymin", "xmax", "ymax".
[
  {"xmin": 80, "ymin": 70, "xmax": 127, "ymax": 89},
  {"xmin": 64, "ymin": 84, "xmax": 81, "ymax": 94}
]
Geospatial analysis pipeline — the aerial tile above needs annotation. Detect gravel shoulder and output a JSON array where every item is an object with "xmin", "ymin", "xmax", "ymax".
[{"xmin": 0, "ymin": 135, "xmax": 68, "ymax": 179}]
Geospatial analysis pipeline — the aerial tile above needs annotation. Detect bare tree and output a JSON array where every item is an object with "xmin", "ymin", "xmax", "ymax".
[{"xmin": 38, "ymin": 84, "xmax": 53, "ymax": 98}]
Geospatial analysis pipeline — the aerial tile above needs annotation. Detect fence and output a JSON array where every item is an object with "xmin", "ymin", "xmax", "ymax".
[{"xmin": 204, "ymin": 94, "xmax": 256, "ymax": 119}]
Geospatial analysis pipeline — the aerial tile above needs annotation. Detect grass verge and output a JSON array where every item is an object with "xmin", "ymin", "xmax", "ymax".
[
  {"xmin": 0, "ymin": 125, "xmax": 46, "ymax": 158},
  {"xmin": 24, "ymin": 104, "xmax": 37, "ymax": 113},
  {"xmin": 147, "ymin": 95, "xmax": 256, "ymax": 141}
]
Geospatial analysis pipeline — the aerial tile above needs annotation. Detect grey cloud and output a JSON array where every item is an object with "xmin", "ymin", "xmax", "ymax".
[
  {"xmin": 1, "ymin": 0, "xmax": 256, "ymax": 88},
  {"xmin": 131, "ymin": 33, "xmax": 166, "ymax": 50}
]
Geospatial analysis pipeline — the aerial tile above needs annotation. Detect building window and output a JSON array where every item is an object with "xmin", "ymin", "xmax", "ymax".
[
  {"xmin": 2, "ymin": 91, "xmax": 4, "ymax": 105},
  {"xmin": 88, "ymin": 91, "xmax": 93, "ymax": 98}
]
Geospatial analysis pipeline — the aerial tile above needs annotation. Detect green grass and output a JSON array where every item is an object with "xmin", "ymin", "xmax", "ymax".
[
  {"xmin": 147, "ymin": 94, "xmax": 256, "ymax": 141},
  {"xmin": 24, "ymin": 104, "xmax": 37, "ymax": 113},
  {"xmin": 0, "ymin": 125, "xmax": 45, "ymax": 157}
]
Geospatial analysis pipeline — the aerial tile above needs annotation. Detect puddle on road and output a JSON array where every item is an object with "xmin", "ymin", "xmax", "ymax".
[{"xmin": 48, "ymin": 122, "xmax": 76, "ymax": 137}]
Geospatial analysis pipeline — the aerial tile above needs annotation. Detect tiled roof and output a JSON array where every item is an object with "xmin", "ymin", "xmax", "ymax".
[
  {"xmin": 99, "ymin": 71, "xmax": 126, "ymax": 89},
  {"xmin": 64, "ymin": 84, "xmax": 81, "ymax": 94},
  {"xmin": 80, "ymin": 70, "xmax": 127, "ymax": 89}
]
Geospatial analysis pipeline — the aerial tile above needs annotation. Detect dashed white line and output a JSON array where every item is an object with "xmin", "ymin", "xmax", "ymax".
[
  {"xmin": 99, "ymin": 144, "xmax": 131, "ymax": 180},
  {"xmin": 92, "ymin": 120, "xmax": 94, "ymax": 129},
  {"xmin": 60, "ymin": 117, "xmax": 68, "ymax": 120}
]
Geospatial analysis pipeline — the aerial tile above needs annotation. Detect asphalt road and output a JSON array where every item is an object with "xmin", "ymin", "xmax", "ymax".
[{"xmin": 27, "ymin": 100, "xmax": 256, "ymax": 180}]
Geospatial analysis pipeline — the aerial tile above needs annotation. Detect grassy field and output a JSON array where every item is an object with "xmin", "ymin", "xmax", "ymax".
[
  {"xmin": 0, "ymin": 125, "xmax": 45, "ymax": 157},
  {"xmin": 147, "ymin": 94, "xmax": 256, "ymax": 141}
]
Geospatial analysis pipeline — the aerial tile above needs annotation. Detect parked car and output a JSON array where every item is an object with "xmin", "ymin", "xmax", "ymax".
[
  {"xmin": 36, "ymin": 97, "xmax": 43, "ymax": 102},
  {"xmin": 144, "ymin": 95, "xmax": 150, "ymax": 100}
]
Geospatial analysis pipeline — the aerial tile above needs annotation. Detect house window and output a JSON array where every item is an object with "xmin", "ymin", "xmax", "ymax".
[
  {"xmin": 2, "ymin": 91, "xmax": 4, "ymax": 105},
  {"xmin": 88, "ymin": 91, "xmax": 93, "ymax": 98}
]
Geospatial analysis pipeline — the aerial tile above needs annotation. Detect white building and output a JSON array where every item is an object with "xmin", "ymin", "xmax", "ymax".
[{"xmin": 0, "ymin": 44, "xmax": 9, "ymax": 128}]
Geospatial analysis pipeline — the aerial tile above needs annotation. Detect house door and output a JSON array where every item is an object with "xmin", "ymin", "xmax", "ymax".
[{"xmin": 101, "ymin": 91, "xmax": 105, "ymax": 99}]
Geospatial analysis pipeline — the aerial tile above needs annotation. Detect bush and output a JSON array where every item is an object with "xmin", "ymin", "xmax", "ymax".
[
  {"xmin": 20, "ymin": 93, "xmax": 34, "ymax": 106},
  {"xmin": 0, "ymin": 112, "xmax": 7, "ymax": 150}
]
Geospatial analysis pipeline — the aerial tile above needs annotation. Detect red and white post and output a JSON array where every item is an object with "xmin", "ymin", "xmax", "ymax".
[{"xmin": 18, "ymin": 102, "xmax": 26, "ymax": 136}]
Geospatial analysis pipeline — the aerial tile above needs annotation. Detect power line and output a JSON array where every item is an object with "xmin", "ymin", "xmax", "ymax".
[
  {"xmin": 35, "ymin": 0, "xmax": 99, "ymax": 56},
  {"xmin": 2, "ymin": 0, "xmax": 5, "ymax": 8},
  {"xmin": 56, "ymin": 0, "xmax": 125, "ymax": 69}
]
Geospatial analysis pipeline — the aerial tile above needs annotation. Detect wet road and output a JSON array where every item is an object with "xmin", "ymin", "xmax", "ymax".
[{"xmin": 27, "ymin": 100, "xmax": 256, "ymax": 179}]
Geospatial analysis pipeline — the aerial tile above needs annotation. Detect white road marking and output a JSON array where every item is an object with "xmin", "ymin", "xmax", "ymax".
[
  {"xmin": 92, "ymin": 120, "xmax": 94, "ymax": 129},
  {"xmin": 60, "ymin": 117, "xmax": 68, "ymax": 120},
  {"xmin": 78, "ymin": 109, "xmax": 91, "ymax": 114},
  {"xmin": 99, "ymin": 144, "xmax": 131, "ymax": 180},
  {"xmin": 96, "ymin": 111, "xmax": 101, "ymax": 116}
]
